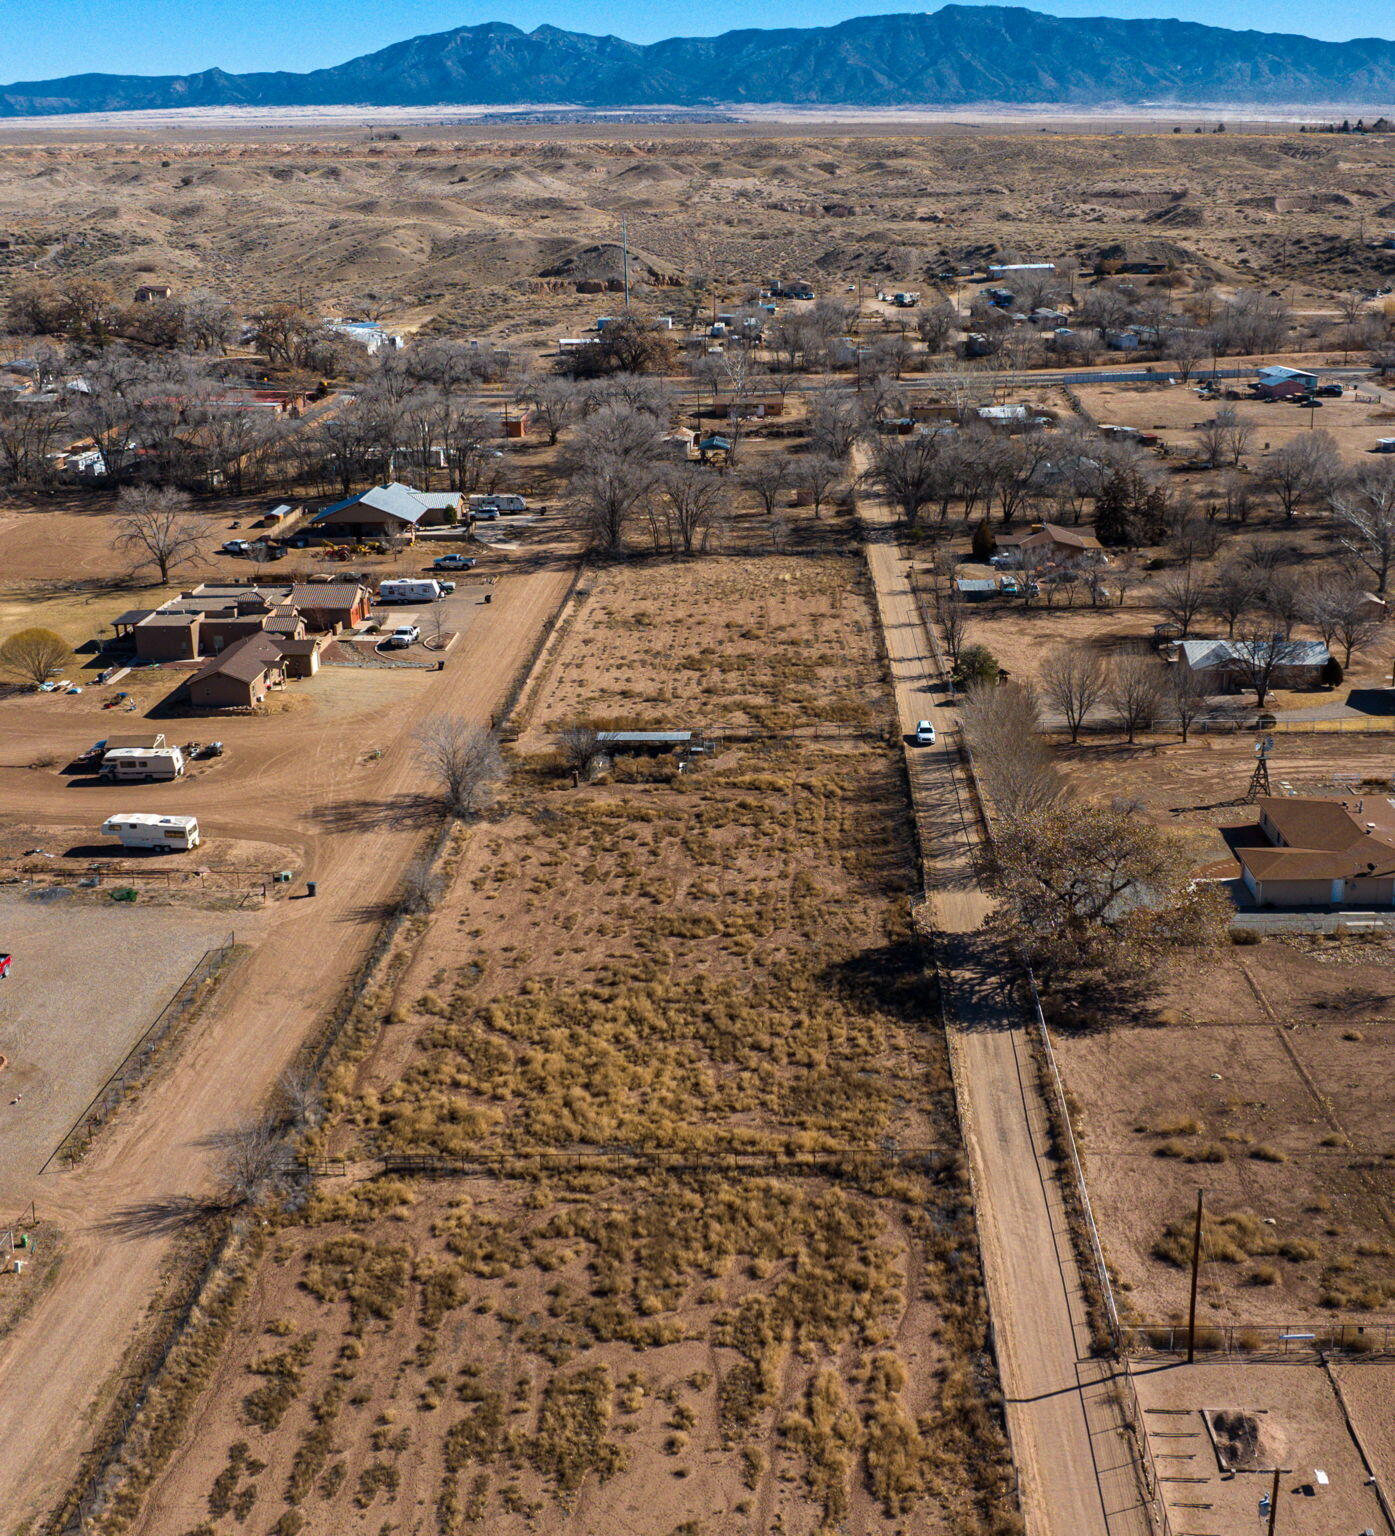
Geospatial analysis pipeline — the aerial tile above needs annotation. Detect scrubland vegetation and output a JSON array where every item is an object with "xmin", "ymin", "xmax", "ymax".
[{"xmin": 116, "ymin": 550, "xmax": 1017, "ymax": 1536}]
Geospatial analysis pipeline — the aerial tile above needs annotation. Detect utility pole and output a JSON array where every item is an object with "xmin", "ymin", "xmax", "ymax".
[
  {"xmin": 621, "ymin": 216, "xmax": 631, "ymax": 311},
  {"xmin": 1186, "ymin": 1187, "xmax": 1205, "ymax": 1363},
  {"xmin": 1265, "ymin": 1465, "xmax": 1282, "ymax": 1536}
]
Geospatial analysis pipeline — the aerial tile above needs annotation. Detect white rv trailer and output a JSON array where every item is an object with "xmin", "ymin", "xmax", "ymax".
[
  {"xmin": 101, "ymin": 813, "xmax": 201, "ymax": 851},
  {"xmin": 378, "ymin": 578, "xmax": 444, "ymax": 604},
  {"xmin": 100, "ymin": 746, "xmax": 186, "ymax": 781}
]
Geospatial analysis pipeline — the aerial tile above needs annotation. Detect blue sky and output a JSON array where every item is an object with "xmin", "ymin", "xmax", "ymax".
[{"xmin": 3, "ymin": 0, "xmax": 1393, "ymax": 80}]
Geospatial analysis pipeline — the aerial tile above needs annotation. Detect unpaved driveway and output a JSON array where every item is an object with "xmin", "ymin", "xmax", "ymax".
[
  {"xmin": 859, "ymin": 500, "xmax": 1151, "ymax": 1536},
  {"xmin": 0, "ymin": 555, "xmax": 576, "ymax": 1529}
]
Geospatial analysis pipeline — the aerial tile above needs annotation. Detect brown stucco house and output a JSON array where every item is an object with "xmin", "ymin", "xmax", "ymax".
[
  {"xmin": 185, "ymin": 633, "xmax": 289, "ymax": 710},
  {"xmin": 1237, "ymin": 796, "xmax": 1395, "ymax": 907}
]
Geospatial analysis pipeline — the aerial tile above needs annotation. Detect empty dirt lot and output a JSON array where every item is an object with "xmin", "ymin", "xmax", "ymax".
[
  {"xmin": 1133, "ymin": 1359, "xmax": 1389, "ymax": 1536},
  {"xmin": 0, "ymin": 893, "xmax": 261, "ymax": 1179}
]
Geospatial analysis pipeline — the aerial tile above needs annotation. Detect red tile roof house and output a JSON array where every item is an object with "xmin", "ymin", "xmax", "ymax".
[{"xmin": 1237, "ymin": 796, "xmax": 1395, "ymax": 907}]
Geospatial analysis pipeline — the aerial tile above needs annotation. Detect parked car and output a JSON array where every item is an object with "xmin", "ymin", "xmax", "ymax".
[
  {"xmin": 914, "ymin": 720, "xmax": 936, "ymax": 745},
  {"xmin": 999, "ymin": 578, "xmax": 1020, "ymax": 596},
  {"xmin": 432, "ymin": 554, "xmax": 476, "ymax": 570},
  {"xmin": 221, "ymin": 539, "xmax": 251, "ymax": 555},
  {"xmin": 386, "ymin": 625, "xmax": 420, "ymax": 649},
  {"xmin": 1316, "ymin": 383, "xmax": 1343, "ymax": 398},
  {"xmin": 472, "ymin": 508, "xmax": 500, "ymax": 522}
]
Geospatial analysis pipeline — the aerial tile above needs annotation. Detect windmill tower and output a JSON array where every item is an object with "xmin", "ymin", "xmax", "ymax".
[{"xmin": 1246, "ymin": 735, "xmax": 1274, "ymax": 803}]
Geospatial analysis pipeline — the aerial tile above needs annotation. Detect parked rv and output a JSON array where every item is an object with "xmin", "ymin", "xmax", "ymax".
[
  {"xmin": 378, "ymin": 579, "xmax": 444, "ymax": 604},
  {"xmin": 100, "ymin": 746, "xmax": 185, "ymax": 781},
  {"xmin": 101, "ymin": 813, "xmax": 200, "ymax": 851},
  {"xmin": 468, "ymin": 493, "xmax": 527, "ymax": 514}
]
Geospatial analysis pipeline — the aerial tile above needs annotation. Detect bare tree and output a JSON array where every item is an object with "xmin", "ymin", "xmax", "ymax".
[
  {"xmin": 1228, "ymin": 626, "xmax": 1307, "ymax": 708},
  {"xmin": 557, "ymin": 725, "xmax": 602, "ymax": 782},
  {"xmin": 932, "ymin": 583, "xmax": 967, "ymax": 665},
  {"xmin": 1306, "ymin": 575, "xmax": 1385, "ymax": 666},
  {"xmin": 398, "ymin": 855, "xmax": 444, "ymax": 914},
  {"xmin": 113, "ymin": 485, "xmax": 206, "ymax": 584},
  {"xmin": 517, "ymin": 374, "xmax": 582, "ymax": 446},
  {"xmin": 1208, "ymin": 560, "xmax": 1262, "ymax": 637},
  {"xmin": 866, "ymin": 433, "xmax": 948, "ymax": 527},
  {"xmin": 0, "ymin": 626, "xmax": 69, "ymax": 688},
  {"xmin": 1259, "ymin": 431, "xmax": 1341, "ymax": 522},
  {"xmin": 1106, "ymin": 653, "xmax": 1166, "ymax": 743},
  {"xmin": 1259, "ymin": 569, "xmax": 1306, "ymax": 639},
  {"xmin": 1333, "ymin": 462, "xmax": 1395, "ymax": 594},
  {"xmin": 215, "ymin": 1117, "xmax": 295, "ymax": 1208},
  {"xmin": 1039, "ymin": 648, "xmax": 1107, "ymax": 744},
  {"xmin": 1168, "ymin": 661, "xmax": 1209, "ymax": 743},
  {"xmin": 572, "ymin": 457, "xmax": 656, "ymax": 555},
  {"xmin": 1195, "ymin": 406, "xmax": 1254, "ymax": 469},
  {"xmin": 415, "ymin": 718, "xmax": 506, "ymax": 817},
  {"xmin": 960, "ymin": 680, "xmax": 1064, "ymax": 822},
  {"xmin": 1156, "ymin": 567, "xmax": 1208, "ymax": 638},
  {"xmin": 788, "ymin": 453, "xmax": 845, "ymax": 517},
  {"xmin": 655, "ymin": 466, "xmax": 728, "ymax": 556},
  {"xmin": 740, "ymin": 454, "xmax": 794, "ymax": 517},
  {"xmin": 807, "ymin": 391, "xmax": 862, "ymax": 461}
]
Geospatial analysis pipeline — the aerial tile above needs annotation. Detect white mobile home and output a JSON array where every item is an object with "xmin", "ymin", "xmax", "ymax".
[
  {"xmin": 101, "ymin": 813, "xmax": 201, "ymax": 851},
  {"xmin": 100, "ymin": 746, "xmax": 186, "ymax": 781}
]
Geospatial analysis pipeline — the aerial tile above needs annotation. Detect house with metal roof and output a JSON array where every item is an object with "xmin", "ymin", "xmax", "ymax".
[
  {"xmin": 1178, "ymin": 637, "xmax": 1329, "ymax": 690},
  {"xmin": 310, "ymin": 483, "xmax": 463, "ymax": 540}
]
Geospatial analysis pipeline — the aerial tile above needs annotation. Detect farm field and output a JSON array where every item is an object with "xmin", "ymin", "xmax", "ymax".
[{"xmin": 128, "ymin": 548, "xmax": 1016, "ymax": 1536}]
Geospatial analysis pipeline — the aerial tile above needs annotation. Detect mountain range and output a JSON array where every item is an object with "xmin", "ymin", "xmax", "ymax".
[{"xmin": 4, "ymin": 5, "xmax": 1395, "ymax": 117}]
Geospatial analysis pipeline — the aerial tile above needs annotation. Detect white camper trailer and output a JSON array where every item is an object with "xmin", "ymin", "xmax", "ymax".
[
  {"xmin": 378, "ymin": 579, "xmax": 444, "ymax": 604},
  {"xmin": 100, "ymin": 745, "xmax": 186, "ymax": 781},
  {"xmin": 101, "ymin": 813, "xmax": 201, "ymax": 851}
]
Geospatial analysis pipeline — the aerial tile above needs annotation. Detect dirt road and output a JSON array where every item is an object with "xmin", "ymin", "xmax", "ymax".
[
  {"xmin": 0, "ymin": 557, "xmax": 575, "ymax": 1529},
  {"xmin": 859, "ymin": 507, "xmax": 1153, "ymax": 1536}
]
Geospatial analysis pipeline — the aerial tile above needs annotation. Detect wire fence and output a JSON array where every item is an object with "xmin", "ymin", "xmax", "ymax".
[{"xmin": 1122, "ymin": 1321, "xmax": 1395, "ymax": 1359}]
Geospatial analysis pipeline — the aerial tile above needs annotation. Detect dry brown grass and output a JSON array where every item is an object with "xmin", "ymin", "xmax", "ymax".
[{"xmin": 112, "ymin": 549, "xmax": 1015, "ymax": 1536}]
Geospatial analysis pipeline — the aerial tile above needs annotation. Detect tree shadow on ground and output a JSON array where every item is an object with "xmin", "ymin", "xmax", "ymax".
[
  {"xmin": 308, "ymin": 792, "xmax": 442, "ymax": 833},
  {"xmin": 95, "ymin": 1194, "xmax": 221, "ymax": 1239}
]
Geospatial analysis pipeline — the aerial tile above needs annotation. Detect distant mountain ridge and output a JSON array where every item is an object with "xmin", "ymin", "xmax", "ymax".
[{"xmin": 5, "ymin": 6, "xmax": 1395, "ymax": 117}]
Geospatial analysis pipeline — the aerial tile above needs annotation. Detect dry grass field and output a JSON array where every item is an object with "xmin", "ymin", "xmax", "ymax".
[{"xmin": 127, "ymin": 546, "xmax": 1016, "ymax": 1536}]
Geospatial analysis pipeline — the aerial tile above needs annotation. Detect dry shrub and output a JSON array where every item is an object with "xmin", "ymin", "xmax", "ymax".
[
  {"xmin": 780, "ymin": 1370, "xmax": 861, "ymax": 1529},
  {"xmin": 300, "ymin": 1235, "xmax": 410, "ymax": 1327},
  {"xmin": 242, "ymin": 1335, "xmax": 316, "ymax": 1432},
  {"xmin": 526, "ymin": 1366, "xmax": 624, "ymax": 1495}
]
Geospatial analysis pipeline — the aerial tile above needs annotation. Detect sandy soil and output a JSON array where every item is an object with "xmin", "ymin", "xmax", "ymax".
[
  {"xmin": 0, "ymin": 893, "xmax": 259, "ymax": 1177},
  {"xmin": 1058, "ymin": 1010, "xmax": 1395, "ymax": 1324},
  {"xmin": 0, "ymin": 531, "xmax": 580, "ymax": 1529},
  {"xmin": 127, "ymin": 544, "xmax": 1014, "ymax": 1536},
  {"xmin": 1132, "ymin": 1359, "xmax": 1389, "ymax": 1536},
  {"xmin": 0, "ymin": 128, "xmax": 1393, "ymax": 338}
]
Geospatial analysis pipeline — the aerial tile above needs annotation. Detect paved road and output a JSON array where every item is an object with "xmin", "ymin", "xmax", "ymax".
[{"xmin": 859, "ymin": 502, "xmax": 1154, "ymax": 1536}]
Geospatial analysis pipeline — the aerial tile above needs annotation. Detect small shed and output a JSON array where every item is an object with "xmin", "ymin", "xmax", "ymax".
[{"xmin": 595, "ymin": 730, "xmax": 708, "ymax": 758}]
